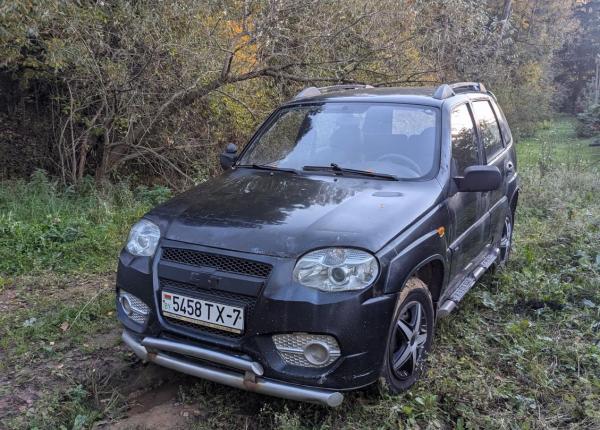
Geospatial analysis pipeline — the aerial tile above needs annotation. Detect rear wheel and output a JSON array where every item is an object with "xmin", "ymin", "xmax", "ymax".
[
  {"xmin": 498, "ymin": 212, "xmax": 514, "ymax": 268},
  {"xmin": 379, "ymin": 278, "xmax": 434, "ymax": 393}
]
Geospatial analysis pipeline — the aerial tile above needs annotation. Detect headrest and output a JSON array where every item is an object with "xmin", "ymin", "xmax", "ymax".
[{"xmin": 363, "ymin": 106, "xmax": 393, "ymax": 134}]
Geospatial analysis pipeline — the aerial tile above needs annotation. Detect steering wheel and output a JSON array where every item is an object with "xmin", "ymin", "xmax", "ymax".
[{"xmin": 376, "ymin": 154, "xmax": 422, "ymax": 176}]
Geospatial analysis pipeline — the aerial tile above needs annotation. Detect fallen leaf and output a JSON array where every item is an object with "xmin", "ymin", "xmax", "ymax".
[{"xmin": 60, "ymin": 321, "xmax": 69, "ymax": 331}]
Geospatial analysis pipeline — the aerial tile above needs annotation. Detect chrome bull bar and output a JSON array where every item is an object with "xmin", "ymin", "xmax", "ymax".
[{"xmin": 122, "ymin": 330, "xmax": 344, "ymax": 407}]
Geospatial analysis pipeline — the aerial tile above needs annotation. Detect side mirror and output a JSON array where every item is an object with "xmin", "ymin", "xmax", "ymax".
[
  {"xmin": 219, "ymin": 143, "xmax": 238, "ymax": 170},
  {"xmin": 454, "ymin": 165, "xmax": 502, "ymax": 192}
]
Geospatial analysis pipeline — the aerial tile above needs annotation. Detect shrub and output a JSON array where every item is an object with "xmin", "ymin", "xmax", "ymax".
[
  {"xmin": 575, "ymin": 104, "xmax": 600, "ymax": 137},
  {"xmin": 0, "ymin": 178, "xmax": 170, "ymax": 276}
]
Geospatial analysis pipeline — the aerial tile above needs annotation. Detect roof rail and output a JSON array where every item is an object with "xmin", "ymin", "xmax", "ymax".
[
  {"xmin": 293, "ymin": 87, "xmax": 322, "ymax": 99},
  {"xmin": 433, "ymin": 82, "xmax": 489, "ymax": 100},
  {"xmin": 293, "ymin": 84, "xmax": 374, "ymax": 100},
  {"xmin": 450, "ymin": 82, "xmax": 487, "ymax": 94},
  {"xmin": 433, "ymin": 84, "xmax": 455, "ymax": 100}
]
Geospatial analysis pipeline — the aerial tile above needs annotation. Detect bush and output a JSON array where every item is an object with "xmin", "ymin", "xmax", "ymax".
[
  {"xmin": 575, "ymin": 104, "xmax": 600, "ymax": 137},
  {"xmin": 0, "ymin": 176, "xmax": 171, "ymax": 276},
  {"xmin": 0, "ymin": 0, "xmax": 577, "ymax": 185}
]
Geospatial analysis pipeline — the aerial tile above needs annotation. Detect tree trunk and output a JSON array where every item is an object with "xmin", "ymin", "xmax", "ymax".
[
  {"xmin": 595, "ymin": 55, "xmax": 600, "ymax": 106},
  {"xmin": 95, "ymin": 129, "xmax": 112, "ymax": 183},
  {"xmin": 76, "ymin": 140, "xmax": 88, "ymax": 182},
  {"xmin": 497, "ymin": 0, "xmax": 513, "ymax": 47}
]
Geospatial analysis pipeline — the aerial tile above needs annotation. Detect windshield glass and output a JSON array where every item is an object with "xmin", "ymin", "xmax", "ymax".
[{"xmin": 239, "ymin": 103, "xmax": 439, "ymax": 179}]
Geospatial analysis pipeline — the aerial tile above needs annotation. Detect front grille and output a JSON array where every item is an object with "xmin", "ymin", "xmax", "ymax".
[
  {"xmin": 160, "ymin": 278, "xmax": 257, "ymax": 339},
  {"xmin": 161, "ymin": 247, "xmax": 272, "ymax": 278},
  {"xmin": 163, "ymin": 317, "xmax": 239, "ymax": 338}
]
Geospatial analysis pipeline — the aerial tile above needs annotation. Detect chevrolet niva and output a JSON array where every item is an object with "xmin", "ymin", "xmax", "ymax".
[{"xmin": 117, "ymin": 82, "xmax": 519, "ymax": 407}]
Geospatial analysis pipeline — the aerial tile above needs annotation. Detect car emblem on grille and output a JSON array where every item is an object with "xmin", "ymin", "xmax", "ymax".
[
  {"xmin": 206, "ymin": 275, "xmax": 220, "ymax": 289},
  {"xmin": 190, "ymin": 269, "xmax": 219, "ymax": 288}
]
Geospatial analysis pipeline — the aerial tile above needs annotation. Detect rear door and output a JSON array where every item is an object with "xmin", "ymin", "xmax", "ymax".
[
  {"xmin": 447, "ymin": 103, "xmax": 486, "ymax": 281},
  {"xmin": 471, "ymin": 99, "xmax": 511, "ymax": 244}
]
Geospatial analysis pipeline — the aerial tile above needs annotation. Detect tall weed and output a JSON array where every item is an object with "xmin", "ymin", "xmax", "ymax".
[{"xmin": 0, "ymin": 172, "xmax": 170, "ymax": 276}]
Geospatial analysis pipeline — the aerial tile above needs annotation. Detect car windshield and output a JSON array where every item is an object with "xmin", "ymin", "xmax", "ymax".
[{"xmin": 238, "ymin": 103, "xmax": 439, "ymax": 179}]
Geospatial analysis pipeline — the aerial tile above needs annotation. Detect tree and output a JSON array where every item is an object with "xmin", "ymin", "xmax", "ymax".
[
  {"xmin": 0, "ymin": 0, "xmax": 582, "ymax": 184},
  {"xmin": 555, "ymin": 0, "xmax": 600, "ymax": 112}
]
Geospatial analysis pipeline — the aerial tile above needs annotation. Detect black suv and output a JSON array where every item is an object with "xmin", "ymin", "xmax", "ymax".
[{"xmin": 117, "ymin": 82, "xmax": 519, "ymax": 407}]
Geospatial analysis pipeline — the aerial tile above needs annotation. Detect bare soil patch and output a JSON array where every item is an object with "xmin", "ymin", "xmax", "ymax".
[{"xmin": 0, "ymin": 273, "xmax": 209, "ymax": 429}]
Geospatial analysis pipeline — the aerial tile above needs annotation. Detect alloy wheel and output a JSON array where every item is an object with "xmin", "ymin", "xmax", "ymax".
[
  {"xmin": 499, "ymin": 215, "xmax": 513, "ymax": 265},
  {"xmin": 390, "ymin": 301, "xmax": 428, "ymax": 380}
]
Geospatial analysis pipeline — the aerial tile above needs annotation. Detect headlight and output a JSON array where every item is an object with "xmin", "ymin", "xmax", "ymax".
[
  {"xmin": 126, "ymin": 219, "xmax": 160, "ymax": 257},
  {"xmin": 293, "ymin": 248, "xmax": 378, "ymax": 292}
]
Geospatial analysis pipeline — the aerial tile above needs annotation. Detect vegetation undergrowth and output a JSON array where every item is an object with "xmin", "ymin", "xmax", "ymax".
[
  {"xmin": 0, "ymin": 117, "xmax": 599, "ymax": 429},
  {"xmin": 0, "ymin": 174, "xmax": 170, "ymax": 277}
]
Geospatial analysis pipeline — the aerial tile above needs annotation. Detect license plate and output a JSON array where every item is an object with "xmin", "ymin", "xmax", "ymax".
[{"xmin": 161, "ymin": 291, "xmax": 244, "ymax": 333}]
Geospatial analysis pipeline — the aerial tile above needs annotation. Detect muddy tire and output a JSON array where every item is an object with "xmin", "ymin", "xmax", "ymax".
[{"xmin": 379, "ymin": 278, "xmax": 434, "ymax": 394}]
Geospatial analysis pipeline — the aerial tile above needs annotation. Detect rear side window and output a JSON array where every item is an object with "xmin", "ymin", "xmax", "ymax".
[
  {"xmin": 490, "ymin": 99, "xmax": 512, "ymax": 144},
  {"xmin": 450, "ymin": 104, "xmax": 479, "ymax": 174},
  {"xmin": 472, "ymin": 100, "xmax": 503, "ymax": 159}
]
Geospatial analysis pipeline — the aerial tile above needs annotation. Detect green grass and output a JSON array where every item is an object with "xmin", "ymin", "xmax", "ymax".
[
  {"xmin": 0, "ymin": 174, "xmax": 170, "ymax": 277},
  {"xmin": 1, "ymin": 117, "xmax": 599, "ymax": 429}
]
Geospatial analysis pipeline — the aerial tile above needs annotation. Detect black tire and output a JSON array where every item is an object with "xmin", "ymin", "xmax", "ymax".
[
  {"xmin": 497, "ymin": 210, "xmax": 514, "ymax": 269},
  {"xmin": 379, "ymin": 278, "xmax": 434, "ymax": 394}
]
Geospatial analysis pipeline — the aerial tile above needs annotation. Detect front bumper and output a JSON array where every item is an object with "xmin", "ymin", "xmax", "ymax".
[
  {"xmin": 122, "ymin": 330, "xmax": 344, "ymax": 407},
  {"xmin": 117, "ymin": 241, "xmax": 398, "ymax": 394}
]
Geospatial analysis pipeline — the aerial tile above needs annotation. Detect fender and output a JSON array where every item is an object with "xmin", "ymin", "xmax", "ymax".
[
  {"xmin": 376, "ymin": 198, "xmax": 450, "ymax": 295},
  {"xmin": 379, "ymin": 229, "xmax": 449, "ymax": 294},
  {"xmin": 398, "ymin": 253, "xmax": 447, "ymax": 294}
]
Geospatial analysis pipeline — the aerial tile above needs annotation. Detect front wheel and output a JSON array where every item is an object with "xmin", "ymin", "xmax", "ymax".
[{"xmin": 379, "ymin": 278, "xmax": 434, "ymax": 393}]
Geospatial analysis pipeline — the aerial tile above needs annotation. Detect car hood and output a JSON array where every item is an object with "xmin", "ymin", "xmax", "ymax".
[{"xmin": 148, "ymin": 169, "xmax": 443, "ymax": 257}]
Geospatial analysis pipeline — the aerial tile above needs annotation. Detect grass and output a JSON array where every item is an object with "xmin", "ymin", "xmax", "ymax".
[
  {"xmin": 0, "ymin": 117, "xmax": 599, "ymax": 429},
  {"xmin": 0, "ymin": 174, "xmax": 170, "ymax": 276}
]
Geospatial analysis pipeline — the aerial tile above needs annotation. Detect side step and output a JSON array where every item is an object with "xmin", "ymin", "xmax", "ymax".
[{"xmin": 438, "ymin": 248, "xmax": 499, "ymax": 318}]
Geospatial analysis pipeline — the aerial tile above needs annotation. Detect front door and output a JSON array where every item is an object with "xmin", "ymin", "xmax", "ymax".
[{"xmin": 447, "ymin": 103, "xmax": 487, "ymax": 281}]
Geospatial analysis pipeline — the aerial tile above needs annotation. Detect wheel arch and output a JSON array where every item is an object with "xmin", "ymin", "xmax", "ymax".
[{"xmin": 397, "ymin": 255, "xmax": 446, "ymax": 306}]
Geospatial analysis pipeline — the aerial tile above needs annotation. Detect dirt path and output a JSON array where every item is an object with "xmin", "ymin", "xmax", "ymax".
[{"xmin": 0, "ymin": 274, "xmax": 208, "ymax": 429}]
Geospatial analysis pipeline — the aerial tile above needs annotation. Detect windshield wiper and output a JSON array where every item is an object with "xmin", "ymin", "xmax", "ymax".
[
  {"xmin": 237, "ymin": 164, "xmax": 299, "ymax": 174},
  {"xmin": 302, "ymin": 163, "xmax": 398, "ymax": 181}
]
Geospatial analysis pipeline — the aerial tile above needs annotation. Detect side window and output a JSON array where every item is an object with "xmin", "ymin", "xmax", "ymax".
[
  {"xmin": 472, "ymin": 100, "xmax": 503, "ymax": 159},
  {"xmin": 490, "ymin": 99, "xmax": 512, "ymax": 144},
  {"xmin": 451, "ymin": 104, "xmax": 479, "ymax": 174}
]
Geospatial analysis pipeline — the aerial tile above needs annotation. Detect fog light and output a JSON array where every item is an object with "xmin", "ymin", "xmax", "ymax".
[
  {"xmin": 120, "ymin": 295, "xmax": 133, "ymax": 316},
  {"xmin": 304, "ymin": 341, "xmax": 330, "ymax": 366},
  {"xmin": 118, "ymin": 290, "xmax": 150, "ymax": 325},
  {"xmin": 273, "ymin": 333, "xmax": 340, "ymax": 368}
]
